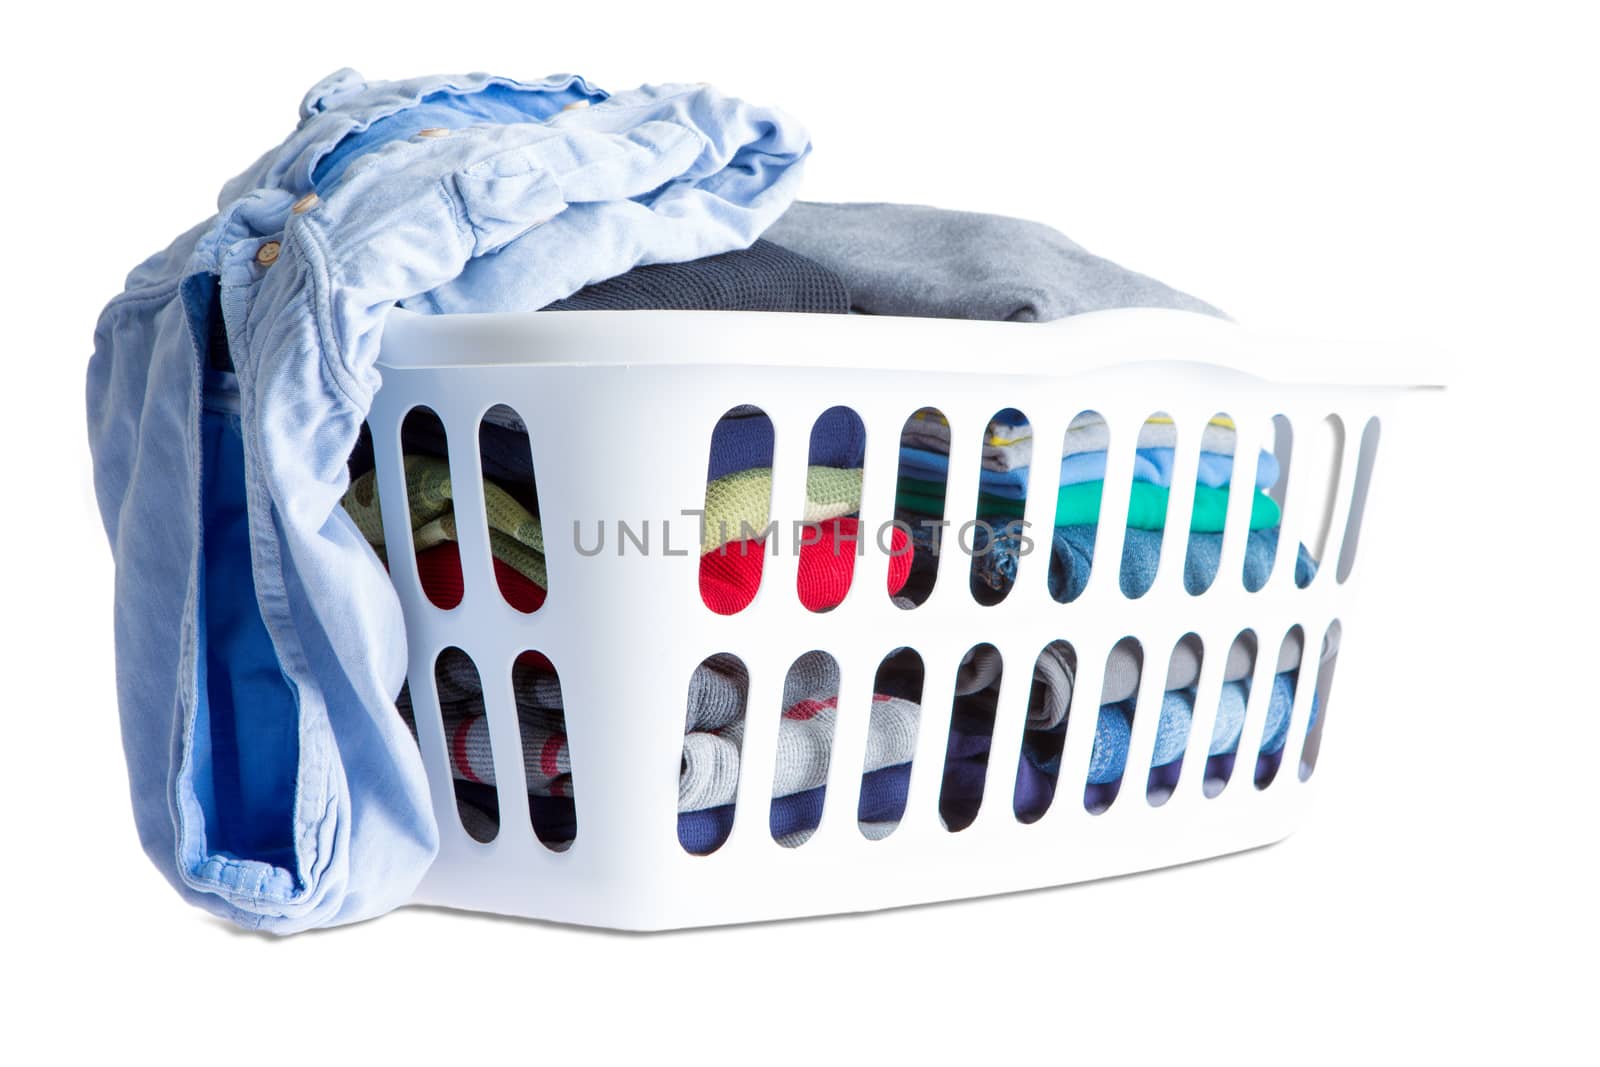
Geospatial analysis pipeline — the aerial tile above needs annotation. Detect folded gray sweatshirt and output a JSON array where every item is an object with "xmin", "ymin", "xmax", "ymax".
[{"xmin": 764, "ymin": 201, "xmax": 1224, "ymax": 323}]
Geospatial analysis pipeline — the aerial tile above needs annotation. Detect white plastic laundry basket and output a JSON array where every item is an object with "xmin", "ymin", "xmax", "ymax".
[{"xmin": 366, "ymin": 306, "xmax": 1428, "ymax": 930}]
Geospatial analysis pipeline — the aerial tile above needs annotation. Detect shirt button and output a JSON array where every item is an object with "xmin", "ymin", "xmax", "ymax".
[
  {"xmin": 416, "ymin": 127, "xmax": 451, "ymax": 138},
  {"xmin": 291, "ymin": 192, "xmax": 320, "ymax": 215},
  {"xmin": 255, "ymin": 240, "xmax": 281, "ymax": 267}
]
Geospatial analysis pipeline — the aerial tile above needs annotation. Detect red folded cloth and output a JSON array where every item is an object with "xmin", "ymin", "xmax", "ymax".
[
  {"xmin": 413, "ymin": 542, "xmax": 548, "ymax": 614},
  {"xmin": 412, "ymin": 544, "xmax": 555, "ymax": 672},
  {"xmin": 411, "ymin": 517, "xmax": 901, "ymax": 624},
  {"xmin": 700, "ymin": 516, "xmax": 912, "ymax": 615}
]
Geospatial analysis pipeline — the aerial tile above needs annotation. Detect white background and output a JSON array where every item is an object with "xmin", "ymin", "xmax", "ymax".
[{"xmin": 3, "ymin": 1, "xmax": 1594, "ymax": 1060}]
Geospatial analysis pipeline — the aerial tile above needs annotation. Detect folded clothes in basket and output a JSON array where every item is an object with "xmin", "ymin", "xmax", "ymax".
[
  {"xmin": 1049, "ymin": 524, "xmax": 1317, "ymax": 601},
  {"xmin": 362, "ymin": 449, "xmax": 916, "ymax": 842},
  {"xmin": 699, "ymin": 466, "xmax": 866, "ymax": 551},
  {"xmin": 903, "ymin": 503, "xmax": 1311, "ymax": 603},
  {"xmin": 682, "ymin": 652, "xmax": 917, "ymax": 825},
  {"xmin": 343, "ymin": 453, "xmax": 915, "ymax": 610},
  {"xmin": 898, "ymin": 412, "xmax": 1266, "ymax": 481},
  {"xmin": 933, "ymin": 638, "xmax": 1318, "ymax": 828},
  {"xmin": 345, "ymin": 456, "xmax": 548, "ymax": 588},
  {"xmin": 892, "ymin": 406, "xmax": 1314, "ymax": 605},
  {"xmin": 695, "ymin": 402, "xmax": 890, "ymax": 614},
  {"xmin": 897, "ymin": 442, "xmax": 1278, "ymax": 497},
  {"xmin": 1008, "ymin": 671, "xmax": 1318, "ymax": 819},
  {"xmin": 418, "ymin": 618, "xmax": 1322, "ymax": 849},
  {"xmin": 92, "ymin": 66, "xmax": 1289, "ymax": 935},
  {"xmin": 398, "ymin": 646, "xmax": 925, "ymax": 849},
  {"xmin": 895, "ymin": 478, "xmax": 1282, "ymax": 531}
]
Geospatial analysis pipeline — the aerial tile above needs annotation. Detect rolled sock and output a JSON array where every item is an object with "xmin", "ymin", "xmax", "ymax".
[
  {"xmin": 1146, "ymin": 670, "xmax": 1308, "ymax": 771},
  {"xmin": 955, "ymin": 644, "xmax": 1005, "ymax": 695},
  {"xmin": 1159, "ymin": 631, "xmax": 1249, "ymax": 697},
  {"xmin": 1209, "ymin": 684, "xmax": 1248, "ymax": 758},
  {"xmin": 398, "ymin": 652, "xmax": 573, "ymax": 799},
  {"xmin": 679, "ymin": 731, "xmax": 743, "ymax": 811},
  {"xmin": 436, "ymin": 712, "xmax": 570, "ymax": 793},
  {"xmin": 414, "ymin": 646, "xmax": 915, "ymax": 812},
  {"xmin": 685, "ymin": 653, "xmax": 749, "ymax": 732},
  {"xmin": 1258, "ymin": 673, "xmax": 1304, "ymax": 755},
  {"xmin": 677, "ymin": 649, "xmax": 923, "ymax": 814},
  {"xmin": 1086, "ymin": 630, "xmax": 1313, "ymax": 707},
  {"xmin": 769, "ymin": 696, "xmax": 921, "ymax": 798},
  {"xmin": 1029, "ymin": 641, "xmax": 1075, "ymax": 730},
  {"xmin": 859, "ymin": 697, "xmax": 921, "ymax": 776},
  {"xmin": 1087, "ymin": 701, "xmax": 1135, "ymax": 786},
  {"xmin": 769, "ymin": 648, "xmax": 843, "ymax": 796}
]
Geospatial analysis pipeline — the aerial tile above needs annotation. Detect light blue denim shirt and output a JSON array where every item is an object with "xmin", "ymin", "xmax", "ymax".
[{"xmin": 87, "ymin": 71, "xmax": 808, "ymax": 933}]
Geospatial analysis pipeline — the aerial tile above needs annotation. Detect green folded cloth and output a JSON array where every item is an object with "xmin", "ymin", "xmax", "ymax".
[
  {"xmin": 344, "ymin": 455, "xmax": 548, "ymax": 587},
  {"xmin": 894, "ymin": 478, "xmax": 1281, "ymax": 532}
]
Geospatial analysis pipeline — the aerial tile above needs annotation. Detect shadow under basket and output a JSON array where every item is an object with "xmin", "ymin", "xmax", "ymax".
[{"xmin": 366, "ymin": 305, "xmax": 1430, "ymax": 930}]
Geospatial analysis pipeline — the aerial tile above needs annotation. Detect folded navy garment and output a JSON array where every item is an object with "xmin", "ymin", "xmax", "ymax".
[
  {"xmin": 1145, "ymin": 759, "xmax": 1184, "ymax": 799},
  {"xmin": 938, "ymin": 667, "xmax": 1004, "ymax": 832},
  {"xmin": 542, "ymin": 238, "xmax": 848, "ymax": 314},
  {"xmin": 872, "ymin": 647, "xmax": 926, "ymax": 703},
  {"xmin": 677, "ymin": 761, "xmax": 914, "ymax": 855},
  {"xmin": 450, "ymin": 782, "xmax": 577, "ymax": 846},
  {"xmin": 705, "ymin": 403, "xmax": 865, "ymax": 480},
  {"xmin": 704, "ymin": 405, "xmax": 775, "ymax": 481}
]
